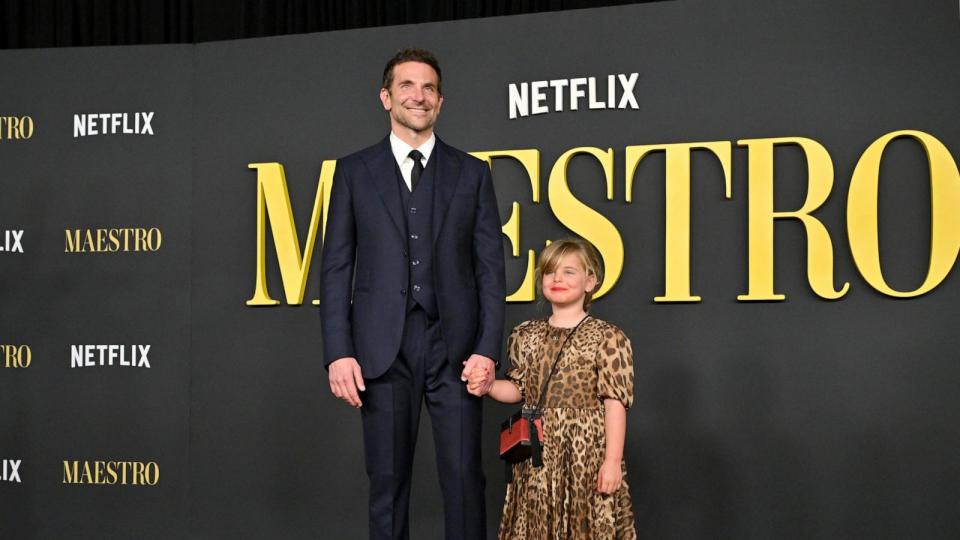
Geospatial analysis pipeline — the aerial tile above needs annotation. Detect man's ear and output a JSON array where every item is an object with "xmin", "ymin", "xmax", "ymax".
[{"xmin": 379, "ymin": 88, "xmax": 392, "ymax": 111}]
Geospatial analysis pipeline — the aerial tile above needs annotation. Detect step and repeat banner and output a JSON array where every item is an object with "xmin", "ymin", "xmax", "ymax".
[{"xmin": 3, "ymin": 0, "xmax": 959, "ymax": 538}]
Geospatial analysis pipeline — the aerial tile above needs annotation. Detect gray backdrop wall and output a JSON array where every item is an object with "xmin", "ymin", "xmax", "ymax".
[{"xmin": 2, "ymin": 0, "xmax": 959, "ymax": 538}]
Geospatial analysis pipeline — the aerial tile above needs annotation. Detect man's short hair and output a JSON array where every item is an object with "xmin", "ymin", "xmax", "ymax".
[{"xmin": 382, "ymin": 48, "xmax": 443, "ymax": 95}]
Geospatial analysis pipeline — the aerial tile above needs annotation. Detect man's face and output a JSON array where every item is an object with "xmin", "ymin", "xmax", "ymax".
[{"xmin": 380, "ymin": 61, "xmax": 443, "ymax": 135}]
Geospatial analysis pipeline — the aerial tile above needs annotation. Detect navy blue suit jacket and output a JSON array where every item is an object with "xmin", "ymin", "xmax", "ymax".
[{"xmin": 320, "ymin": 136, "xmax": 506, "ymax": 379}]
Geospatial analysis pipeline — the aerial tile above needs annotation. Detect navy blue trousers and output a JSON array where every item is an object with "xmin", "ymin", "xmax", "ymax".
[{"xmin": 361, "ymin": 307, "xmax": 486, "ymax": 540}]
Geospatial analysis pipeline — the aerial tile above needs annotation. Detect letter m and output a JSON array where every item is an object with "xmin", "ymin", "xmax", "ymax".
[
  {"xmin": 246, "ymin": 161, "xmax": 336, "ymax": 305},
  {"xmin": 63, "ymin": 461, "xmax": 79, "ymax": 484}
]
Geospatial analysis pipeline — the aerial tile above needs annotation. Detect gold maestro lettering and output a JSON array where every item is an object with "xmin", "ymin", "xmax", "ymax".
[
  {"xmin": 547, "ymin": 147, "xmax": 624, "ymax": 300},
  {"xmin": 847, "ymin": 130, "xmax": 960, "ymax": 297},
  {"xmin": 62, "ymin": 460, "xmax": 160, "ymax": 486},
  {"xmin": 1, "ymin": 344, "xmax": 31, "ymax": 368},
  {"xmin": 247, "ymin": 149, "xmax": 626, "ymax": 306},
  {"xmin": 735, "ymin": 137, "xmax": 849, "ymax": 301},
  {"xmin": 471, "ymin": 150, "xmax": 541, "ymax": 302},
  {"xmin": 245, "ymin": 161, "xmax": 336, "ymax": 306},
  {"xmin": 0, "ymin": 116, "xmax": 34, "ymax": 140},
  {"xmin": 248, "ymin": 130, "xmax": 960, "ymax": 305},
  {"xmin": 625, "ymin": 141, "xmax": 732, "ymax": 302},
  {"xmin": 64, "ymin": 228, "xmax": 162, "ymax": 253}
]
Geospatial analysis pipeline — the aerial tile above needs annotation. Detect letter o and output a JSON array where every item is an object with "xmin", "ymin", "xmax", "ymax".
[
  {"xmin": 20, "ymin": 116, "xmax": 33, "ymax": 139},
  {"xmin": 148, "ymin": 228, "xmax": 162, "ymax": 251},
  {"xmin": 847, "ymin": 130, "xmax": 960, "ymax": 297},
  {"xmin": 146, "ymin": 462, "xmax": 160, "ymax": 485},
  {"xmin": 17, "ymin": 345, "xmax": 31, "ymax": 368}
]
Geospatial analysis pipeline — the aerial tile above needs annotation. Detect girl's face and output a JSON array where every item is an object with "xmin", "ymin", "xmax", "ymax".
[{"xmin": 542, "ymin": 252, "xmax": 597, "ymax": 310}]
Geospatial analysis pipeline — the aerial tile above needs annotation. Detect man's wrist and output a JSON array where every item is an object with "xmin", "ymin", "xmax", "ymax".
[{"xmin": 470, "ymin": 353, "xmax": 497, "ymax": 367}]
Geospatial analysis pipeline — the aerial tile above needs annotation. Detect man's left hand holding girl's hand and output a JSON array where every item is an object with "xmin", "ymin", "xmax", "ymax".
[{"xmin": 465, "ymin": 364, "xmax": 493, "ymax": 396}]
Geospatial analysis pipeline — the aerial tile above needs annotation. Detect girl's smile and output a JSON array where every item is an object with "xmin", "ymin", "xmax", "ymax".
[{"xmin": 542, "ymin": 253, "xmax": 597, "ymax": 310}]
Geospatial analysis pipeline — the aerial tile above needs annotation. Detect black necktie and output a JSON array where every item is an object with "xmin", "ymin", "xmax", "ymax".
[{"xmin": 408, "ymin": 149, "xmax": 424, "ymax": 192}]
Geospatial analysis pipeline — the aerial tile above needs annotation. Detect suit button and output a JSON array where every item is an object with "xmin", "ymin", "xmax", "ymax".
[
  {"xmin": 410, "ymin": 234, "xmax": 419, "ymax": 240},
  {"xmin": 400, "ymin": 289, "xmax": 407, "ymax": 296},
  {"xmin": 413, "ymin": 285, "xmax": 422, "ymax": 292},
  {"xmin": 410, "ymin": 207, "xmax": 417, "ymax": 214},
  {"xmin": 411, "ymin": 260, "xmax": 420, "ymax": 266}
]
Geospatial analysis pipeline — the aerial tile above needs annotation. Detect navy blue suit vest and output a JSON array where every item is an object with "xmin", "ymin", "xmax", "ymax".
[{"xmin": 396, "ymin": 158, "xmax": 438, "ymax": 316}]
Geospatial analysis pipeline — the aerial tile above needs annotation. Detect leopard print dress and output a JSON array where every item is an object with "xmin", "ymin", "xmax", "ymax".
[{"xmin": 500, "ymin": 317, "xmax": 636, "ymax": 540}]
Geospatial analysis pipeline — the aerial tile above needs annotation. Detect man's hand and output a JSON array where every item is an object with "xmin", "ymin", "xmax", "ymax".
[
  {"xmin": 328, "ymin": 357, "xmax": 365, "ymax": 408},
  {"xmin": 461, "ymin": 354, "xmax": 495, "ymax": 396}
]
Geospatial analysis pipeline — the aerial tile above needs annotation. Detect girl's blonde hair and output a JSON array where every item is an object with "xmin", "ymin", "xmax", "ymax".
[{"xmin": 536, "ymin": 238, "xmax": 604, "ymax": 310}]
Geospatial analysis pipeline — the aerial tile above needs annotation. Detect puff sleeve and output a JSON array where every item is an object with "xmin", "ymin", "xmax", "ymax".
[
  {"xmin": 503, "ymin": 324, "xmax": 527, "ymax": 399},
  {"xmin": 596, "ymin": 325, "xmax": 634, "ymax": 409}
]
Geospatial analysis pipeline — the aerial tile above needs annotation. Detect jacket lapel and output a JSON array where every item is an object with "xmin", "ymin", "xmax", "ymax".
[
  {"xmin": 432, "ymin": 137, "xmax": 461, "ymax": 244},
  {"xmin": 362, "ymin": 137, "xmax": 406, "ymax": 241}
]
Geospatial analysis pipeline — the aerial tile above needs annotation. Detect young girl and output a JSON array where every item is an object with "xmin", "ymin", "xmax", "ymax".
[{"xmin": 470, "ymin": 238, "xmax": 636, "ymax": 539}]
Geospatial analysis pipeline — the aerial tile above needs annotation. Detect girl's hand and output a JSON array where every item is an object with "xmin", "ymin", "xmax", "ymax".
[
  {"xmin": 595, "ymin": 459, "xmax": 622, "ymax": 494},
  {"xmin": 466, "ymin": 366, "xmax": 492, "ymax": 395}
]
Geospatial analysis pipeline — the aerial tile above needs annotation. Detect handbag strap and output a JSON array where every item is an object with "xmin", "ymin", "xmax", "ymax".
[
  {"xmin": 532, "ymin": 314, "xmax": 590, "ymax": 414},
  {"xmin": 526, "ymin": 315, "xmax": 589, "ymax": 468}
]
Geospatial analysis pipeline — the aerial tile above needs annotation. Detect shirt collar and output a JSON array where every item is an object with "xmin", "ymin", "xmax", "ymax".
[{"xmin": 389, "ymin": 132, "xmax": 436, "ymax": 166}]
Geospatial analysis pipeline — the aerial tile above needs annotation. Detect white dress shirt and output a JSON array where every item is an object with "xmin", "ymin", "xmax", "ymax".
[{"xmin": 389, "ymin": 132, "xmax": 435, "ymax": 191}]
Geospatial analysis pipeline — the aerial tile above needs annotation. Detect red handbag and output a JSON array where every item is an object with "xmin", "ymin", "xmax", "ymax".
[{"xmin": 499, "ymin": 408, "xmax": 543, "ymax": 463}]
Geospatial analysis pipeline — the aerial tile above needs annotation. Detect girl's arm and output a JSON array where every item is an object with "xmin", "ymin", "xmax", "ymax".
[
  {"xmin": 597, "ymin": 398, "xmax": 626, "ymax": 494},
  {"xmin": 487, "ymin": 379, "xmax": 522, "ymax": 404}
]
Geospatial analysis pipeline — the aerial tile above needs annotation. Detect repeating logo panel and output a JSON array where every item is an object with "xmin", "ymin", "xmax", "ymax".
[
  {"xmin": 73, "ymin": 112, "xmax": 154, "ymax": 137},
  {"xmin": 64, "ymin": 228, "xmax": 162, "ymax": 253},
  {"xmin": 1, "ymin": 344, "xmax": 31, "ymax": 369},
  {"xmin": 62, "ymin": 460, "xmax": 159, "ymax": 486},
  {"xmin": 1, "ymin": 229, "xmax": 25, "ymax": 253},
  {"xmin": 70, "ymin": 345, "xmax": 151, "ymax": 369},
  {"xmin": 1, "ymin": 459, "xmax": 22, "ymax": 483},
  {"xmin": 0, "ymin": 115, "xmax": 34, "ymax": 140}
]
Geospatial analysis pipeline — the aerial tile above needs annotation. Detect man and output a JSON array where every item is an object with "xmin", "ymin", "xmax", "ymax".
[{"xmin": 320, "ymin": 48, "xmax": 505, "ymax": 540}]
